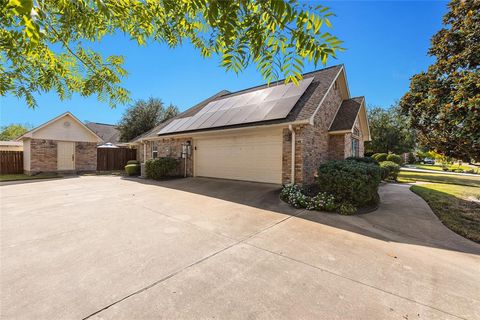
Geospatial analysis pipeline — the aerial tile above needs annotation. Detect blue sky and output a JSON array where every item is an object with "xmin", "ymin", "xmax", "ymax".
[{"xmin": 0, "ymin": 0, "xmax": 448, "ymax": 127}]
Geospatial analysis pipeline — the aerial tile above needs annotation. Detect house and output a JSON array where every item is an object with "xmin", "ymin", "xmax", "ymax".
[
  {"xmin": 0, "ymin": 141, "xmax": 23, "ymax": 151},
  {"xmin": 17, "ymin": 112, "xmax": 103, "ymax": 175},
  {"xmin": 130, "ymin": 65, "xmax": 370, "ymax": 184},
  {"xmin": 84, "ymin": 122, "xmax": 127, "ymax": 148}
]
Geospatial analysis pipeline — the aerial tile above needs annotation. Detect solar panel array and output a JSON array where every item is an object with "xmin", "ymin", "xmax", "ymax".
[{"xmin": 158, "ymin": 77, "xmax": 314, "ymax": 135}]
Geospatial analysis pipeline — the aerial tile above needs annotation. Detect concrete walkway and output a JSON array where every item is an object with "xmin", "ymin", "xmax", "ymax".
[{"xmin": 1, "ymin": 176, "xmax": 479, "ymax": 320}]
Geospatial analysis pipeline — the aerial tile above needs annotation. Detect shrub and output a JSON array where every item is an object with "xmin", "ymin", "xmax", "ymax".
[
  {"xmin": 453, "ymin": 169, "xmax": 464, "ymax": 173},
  {"xmin": 407, "ymin": 152, "xmax": 415, "ymax": 164},
  {"xmin": 145, "ymin": 157, "xmax": 178, "ymax": 180},
  {"xmin": 372, "ymin": 153, "xmax": 388, "ymax": 162},
  {"xmin": 125, "ymin": 164, "xmax": 140, "ymax": 176},
  {"xmin": 380, "ymin": 166, "xmax": 390, "ymax": 180},
  {"xmin": 280, "ymin": 185, "xmax": 337, "ymax": 211},
  {"xmin": 386, "ymin": 154, "xmax": 403, "ymax": 165},
  {"xmin": 442, "ymin": 166, "xmax": 449, "ymax": 171},
  {"xmin": 316, "ymin": 160, "xmax": 382, "ymax": 208},
  {"xmin": 345, "ymin": 156, "xmax": 379, "ymax": 165},
  {"xmin": 338, "ymin": 202, "xmax": 356, "ymax": 215},
  {"xmin": 379, "ymin": 161, "xmax": 400, "ymax": 180},
  {"xmin": 127, "ymin": 160, "xmax": 140, "ymax": 165}
]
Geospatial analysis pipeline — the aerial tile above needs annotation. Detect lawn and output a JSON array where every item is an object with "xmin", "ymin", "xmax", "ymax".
[
  {"xmin": 398, "ymin": 171, "xmax": 480, "ymax": 187},
  {"xmin": 411, "ymin": 183, "xmax": 480, "ymax": 243},
  {"xmin": 0, "ymin": 173, "xmax": 62, "ymax": 182},
  {"xmin": 405, "ymin": 163, "xmax": 479, "ymax": 173}
]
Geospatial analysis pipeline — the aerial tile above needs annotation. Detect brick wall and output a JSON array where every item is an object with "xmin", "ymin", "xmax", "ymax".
[
  {"xmin": 141, "ymin": 138, "xmax": 194, "ymax": 176},
  {"xmin": 75, "ymin": 142, "xmax": 97, "ymax": 172},
  {"xmin": 328, "ymin": 135, "xmax": 345, "ymax": 160},
  {"xmin": 28, "ymin": 139, "xmax": 57, "ymax": 174}
]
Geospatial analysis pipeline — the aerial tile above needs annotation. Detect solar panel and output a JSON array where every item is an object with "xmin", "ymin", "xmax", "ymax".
[{"xmin": 158, "ymin": 76, "xmax": 314, "ymax": 135}]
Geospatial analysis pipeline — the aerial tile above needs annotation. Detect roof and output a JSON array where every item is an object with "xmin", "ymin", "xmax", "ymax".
[
  {"xmin": 85, "ymin": 122, "xmax": 121, "ymax": 144},
  {"xmin": 329, "ymin": 97, "xmax": 364, "ymax": 132},
  {"xmin": 17, "ymin": 112, "xmax": 103, "ymax": 143},
  {"xmin": 131, "ymin": 65, "xmax": 345, "ymax": 141}
]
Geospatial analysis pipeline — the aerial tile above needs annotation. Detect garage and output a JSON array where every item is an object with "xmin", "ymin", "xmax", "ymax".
[{"xmin": 194, "ymin": 128, "xmax": 283, "ymax": 184}]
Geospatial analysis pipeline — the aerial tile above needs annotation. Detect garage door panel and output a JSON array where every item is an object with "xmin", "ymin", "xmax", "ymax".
[{"xmin": 195, "ymin": 130, "xmax": 282, "ymax": 184}]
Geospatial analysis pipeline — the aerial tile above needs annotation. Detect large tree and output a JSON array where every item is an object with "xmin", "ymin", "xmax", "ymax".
[
  {"xmin": 1, "ymin": 0, "xmax": 343, "ymax": 108},
  {"xmin": 400, "ymin": 0, "xmax": 479, "ymax": 162},
  {"xmin": 0, "ymin": 123, "xmax": 30, "ymax": 140},
  {"xmin": 365, "ymin": 104, "xmax": 416, "ymax": 155},
  {"xmin": 117, "ymin": 98, "xmax": 178, "ymax": 142}
]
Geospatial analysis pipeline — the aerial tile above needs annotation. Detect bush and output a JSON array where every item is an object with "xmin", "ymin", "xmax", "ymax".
[
  {"xmin": 316, "ymin": 160, "xmax": 382, "ymax": 208},
  {"xmin": 379, "ymin": 161, "xmax": 400, "ymax": 180},
  {"xmin": 407, "ymin": 152, "xmax": 415, "ymax": 164},
  {"xmin": 442, "ymin": 166, "xmax": 450, "ymax": 171},
  {"xmin": 345, "ymin": 156, "xmax": 379, "ymax": 165},
  {"xmin": 127, "ymin": 160, "xmax": 140, "ymax": 165},
  {"xmin": 386, "ymin": 154, "xmax": 403, "ymax": 165},
  {"xmin": 145, "ymin": 157, "xmax": 178, "ymax": 180},
  {"xmin": 372, "ymin": 153, "xmax": 388, "ymax": 162},
  {"xmin": 453, "ymin": 169, "xmax": 464, "ymax": 173},
  {"xmin": 380, "ymin": 166, "xmax": 390, "ymax": 180},
  {"xmin": 338, "ymin": 202, "xmax": 356, "ymax": 215},
  {"xmin": 125, "ymin": 164, "xmax": 140, "ymax": 176},
  {"xmin": 280, "ymin": 185, "xmax": 337, "ymax": 211}
]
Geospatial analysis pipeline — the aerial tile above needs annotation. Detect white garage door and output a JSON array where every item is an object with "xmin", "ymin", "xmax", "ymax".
[{"xmin": 194, "ymin": 129, "xmax": 283, "ymax": 184}]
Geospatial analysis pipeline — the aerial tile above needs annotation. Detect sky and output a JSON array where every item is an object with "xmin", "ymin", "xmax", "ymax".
[{"xmin": 0, "ymin": 0, "xmax": 449, "ymax": 128}]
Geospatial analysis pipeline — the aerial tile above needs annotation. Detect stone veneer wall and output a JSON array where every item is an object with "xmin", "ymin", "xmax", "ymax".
[
  {"xmin": 141, "ymin": 138, "xmax": 194, "ymax": 177},
  {"xmin": 75, "ymin": 142, "xmax": 97, "ymax": 172},
  {"xmin": 28, "ymin": 139, "xmax": 57, "ymax": 174},
  {"xmin": 343, "ymin": 119, "xmax": 364, "ymax": 158},
  {"xmin": 328, "ymin": 135, "xmax": 345, "ymax": 160}
]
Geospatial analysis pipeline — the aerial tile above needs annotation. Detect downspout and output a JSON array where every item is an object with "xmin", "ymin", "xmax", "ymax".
[
  {"xmin": 288, "ymin": 124, "xmax": 295, "ymax": 184},
  {"xmin": 143, "ymin": 141, "xmax": 147, "ymax": 163}
]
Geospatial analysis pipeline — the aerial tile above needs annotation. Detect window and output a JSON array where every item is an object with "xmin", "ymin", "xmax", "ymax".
[
  {"xmin": 353, "ymin": 127, "xmax": 360, "ymax": 137},
  {"xmin": 352, "ymin": 138, "xmax": 359, "ymax": 157},
  {"xmin": 152, "ymin": 144, "xmax": 158, "ymax": 159}
]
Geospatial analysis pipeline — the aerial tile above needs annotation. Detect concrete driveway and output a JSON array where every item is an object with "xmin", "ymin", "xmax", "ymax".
[{"xmin": 1, "ymin": 176, "xmax": 479, "ymax": 320}]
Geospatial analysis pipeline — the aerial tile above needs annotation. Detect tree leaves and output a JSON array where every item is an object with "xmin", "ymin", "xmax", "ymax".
[{"xmin": 1, "ymin": 0, "xmax": 344, "ymax": 108}]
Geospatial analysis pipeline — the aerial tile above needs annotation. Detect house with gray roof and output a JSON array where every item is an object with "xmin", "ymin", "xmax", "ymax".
[
  {"xmin": 84, "ymin": 122, "xmax": 124, "ymax": 147},
  {"xmin": 130, "ymin": 65, "xmax": 370, "ymax": 184}
]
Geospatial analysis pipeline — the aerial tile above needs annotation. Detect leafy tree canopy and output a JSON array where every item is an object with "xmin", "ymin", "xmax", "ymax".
[
  {"xmin": 400, "ymin": 0, "xmax": 479, "ymax": 162},
  {"xmin": 117, "ymin": 97, "xmax": 178, "ymax": 142},
  {"xmin": 1, "ymin": 0, "xmax": 343, "ymax": 108},
  {"xmin": 365, "ymin": 104, "xmax": 416, "ymax": 155},
  {"xmin": 0, "ymin": 123, "xmax": 31, "ymax": 140}
]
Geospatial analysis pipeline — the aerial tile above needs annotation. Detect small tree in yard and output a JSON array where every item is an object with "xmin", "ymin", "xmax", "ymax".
[
  {"xmin": 0, "ymin": 124, "xmax": 31, "ymax": 140},
  {"xmin": 117, "ymin": 98, "xmax": 179, "ymax": 142},
  {"xmin": 400, "ymin": 0, "xmax": 480, "ymax": 162}
]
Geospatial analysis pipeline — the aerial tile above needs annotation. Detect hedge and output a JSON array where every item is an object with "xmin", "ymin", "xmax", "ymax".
[
  {"xmin": 345, "ymin": 156, "xmax": 379, "ymax": 165},
  {"xmin": 372, "ymin": 153, "xmax": 388, "ymax": 162},
  {"xmin": 379, "ymin": 161, "xmax": 400, "ymax": 180},
  {"xmin": 145, "ymin": 157, "xmax": 179, "ymax": 180},
  {"xmin": 386, "ymin": 154, "xmax": 403, "ymax": 165}
]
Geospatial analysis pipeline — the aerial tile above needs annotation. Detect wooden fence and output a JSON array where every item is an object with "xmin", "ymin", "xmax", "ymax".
[
  {"xmin": 97, "ymin": 148, "xmax": 137, "ymax": 171},
  {"xmin": 0, "ymin": 151, "xmax": 23, "ymax": 174}
]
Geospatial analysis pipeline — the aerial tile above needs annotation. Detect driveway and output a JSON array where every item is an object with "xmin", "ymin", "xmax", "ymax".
[{"xmin": 1, "ymin": 176, "xmax": 479, "ymax": 320}]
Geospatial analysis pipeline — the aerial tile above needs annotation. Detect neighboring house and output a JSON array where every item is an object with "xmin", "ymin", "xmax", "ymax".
[
  {"xmin": 84, "ymin": 122, "xmax": 127, "ymax": 148},
  {"xmin": 130, "ymin": 65, "xmax": 370, "ymax": 184},
  {"xmin": 17, "ymin": 112, "xmax": 103, "ymax": 175},
  {"xmin": 0, "ymin": 141, "xmax": 23, "ymax": 151}
]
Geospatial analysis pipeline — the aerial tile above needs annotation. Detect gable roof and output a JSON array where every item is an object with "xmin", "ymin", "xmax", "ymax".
[
  {"xmin": 17, "ymin": 112, "xmax": 103, "ymax": 143},
  {"xmin": 329, "ymin": 97, "xmax": 364, "ymax": 131},
  {"xmin": 131, "ymin": 65, "xmax": 346, "ymax": 141},
  {"xmin": 85, "ymin": 122, "xmax": 121, "ymax": 144}
]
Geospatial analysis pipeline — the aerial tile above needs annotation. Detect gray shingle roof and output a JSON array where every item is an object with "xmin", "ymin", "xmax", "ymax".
[
  {"xmin": 329, "ymin": 97, "xmax": 364, "ymax": 132},
  {"xmin": 131, "ymin": 65, "xmax": 343, "ymax": 141},
  {"xmin": 85, "ymin": 122, "xmax": 121, "ymax": 144}
]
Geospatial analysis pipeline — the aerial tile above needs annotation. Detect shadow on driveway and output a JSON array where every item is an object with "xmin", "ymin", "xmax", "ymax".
[{"xmin": 125, "ymin": 176, "xmax": 480, "ymax": 256}]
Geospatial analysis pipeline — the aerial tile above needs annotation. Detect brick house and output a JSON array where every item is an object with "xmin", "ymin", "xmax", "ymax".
[
  {"xmin": 131, "ymin": 65, "xmax": 370, "ymax": 184},
  {"xmin": 17, "ymin": 112, "xmax": 103, "ymax": 175}
]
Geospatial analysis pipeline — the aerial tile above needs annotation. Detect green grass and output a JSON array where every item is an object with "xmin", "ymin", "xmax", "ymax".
[
  {"xmin": 411, "ymin": 183, "xmax": 480, "ymax": 243},
  {"xmin": 398, "ymin": 171, "xmax": 480, "ymax": 187},
  {"xmin": 0, "ymin": 173, "xmax": 62, "ymax": 182}
]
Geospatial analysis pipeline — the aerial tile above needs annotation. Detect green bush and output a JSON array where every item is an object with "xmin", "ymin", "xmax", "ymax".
[
  {"xmin": 345, "ymin": 156, "xmax": 379, "ymax": 165},
  {"xmin": 372, "ymin": 153, "xmax": 388, "ymax": 162},
  {"xmin": 379, "ymin": 161, "xmax": 400, "ymax": 180},
  {"xmin": 453, "ymin": 169, "xmax": 464, "ymax": 173},
  {"xmin": 386, "ymin": 154, "xmax": 403, "ymax": 165},
  {"xmin": 407, "ymin": 152, "xmax": 416, "ymax": 164},
  {"xmin": 127, "ymin": 160, "xmax": 140, "ymax": 165},
  {"xmin": 316, "ymin": 160, "xmax": 382, "ymax": 208},
  {"xmin": 145, "ymin": 157, "xmax": 178, "ymax": 180},
  {"xmin": 380, "ymin": 166, "xmax": 390, "ymax": 180},
  {"xmin": 338, "ymin": 202, "xmax": 356, "ymax": 215},
  {"xmin": 280, "ymin": 185, "xmax": 337, "ymax": 211},
  {"xmin": 125, "ymin": 164, "xmax": 140, "ymax": 176}
]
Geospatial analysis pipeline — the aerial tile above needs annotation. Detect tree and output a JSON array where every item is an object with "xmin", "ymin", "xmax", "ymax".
[
  {"xmin": 0, "ymin": 123, "xmax": 30, "ymax": 140},
  {"xmin": 365, "ymin": 104, "xmax": 415, "ymax": 155},
  {"xmin": 399, "ymin": 0, "xmax": 479, "ymax": 162},
  {"xmin": 117, "ymin": 98, "xmax": 179, "ymax": 142},
  {"xmin": 1, "ymin": 0, "xmax": 343, "ymax": 108}
]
